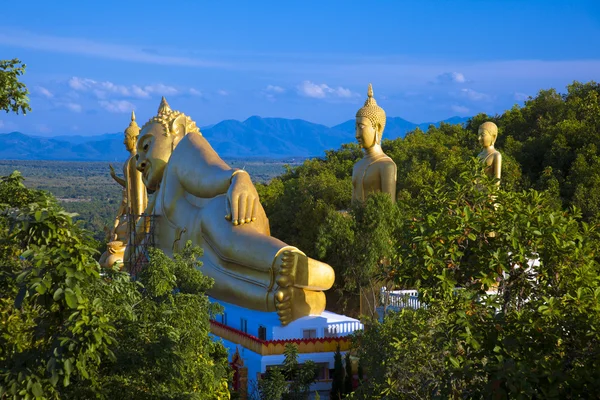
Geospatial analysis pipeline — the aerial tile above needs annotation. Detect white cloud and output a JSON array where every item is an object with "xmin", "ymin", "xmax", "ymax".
[
  {"xmin": 261, "ymin": 85, "xmax": 286, "ymax": 101},
  {"xmin": 68, "ymin": 77, "xmax": 179, "ymax": 99},
  {"xmin": 35, "ymin": 86, "xmax": 54, "ymax": 98},
  {"xmin": 265, "ymin": 85, "xmax": 285, "ymax": 94},
  {"xmin": 99, "ymin": 100, "xmax": 135, "ymax": 113},
  {"xmin": 514, "ymin": 92, "xmax": 530, "ymax": 101},
  {"xmin": 0, "ymin": 30, "xmax": 229, "ymax": 68},
  {"xmin": 65, "ymin": 103, "xmax": 82, "ymax": 113},
  {"xmin": 451, "ymin": 105, "xmax": 470, "ymax": 114},
  {"xmin": 189, "ymin": 88, "xmax": 203, "ymax": 96},
  {"xmin": 460, "ymin": 88, "xmax": 492, "ymax": 102},
  {"xmin": 144, "ymin": 84, "xmax": 178, "ymax": 96},
  {"xmin": 297, "ymin": 81, "xmax": 356, "ymax": 99},
  {"xmin": 69, "ymin": 77, "xmax": 130, "ymax": 98},
  {"xmin": 433, "ymin": 72, "xmax": 467, "ymax": 84},
  {"xmin": 217, "ymin": 89, "xmax": 229, "ymax": 96}
]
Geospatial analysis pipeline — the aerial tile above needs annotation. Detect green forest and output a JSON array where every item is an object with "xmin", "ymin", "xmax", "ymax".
[
  {"xmin": 253, "ymin": 81, "xmax": 600, "ymax": 398},
  {"xmin": 2, "ymin": 57, "xmax": 600, "ymax": 399}
]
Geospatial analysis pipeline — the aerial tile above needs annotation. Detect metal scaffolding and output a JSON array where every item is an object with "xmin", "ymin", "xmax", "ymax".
[{"xmin": 124, "ymin": 213, "xmax": 158, "ymax": 277}]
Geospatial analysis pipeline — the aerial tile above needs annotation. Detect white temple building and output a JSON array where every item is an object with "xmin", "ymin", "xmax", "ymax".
[{"xmin": 209, "ymin": 298, "xmax": 363, "ymax": 398}]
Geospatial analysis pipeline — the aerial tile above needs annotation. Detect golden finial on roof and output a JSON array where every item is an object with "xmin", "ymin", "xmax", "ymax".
[
  {"xmin": 124, "ymin": 110, "xmax": 140, "ymax": 138},
  {"xmin": 356, "ymin": 83, "xmax": 386, "ymax": 133},
  {"xmin": 157, "ymin": 96, "xmax": 172, "ymax": 115}
]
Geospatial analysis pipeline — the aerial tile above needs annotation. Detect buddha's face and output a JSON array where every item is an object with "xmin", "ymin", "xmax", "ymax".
[
  {"xmin": 136, "ymin": 122, "xmax": 173, "ymax": 190},
  {"xmin": 124, "ymin": 136, "xmax": 136, "ymax": 152},
  {"xmin": 356, "ymin": 117, "xmax": 377, "ymax": 149},
  {"xmin": 478, "ymin": 127, "xmax": 496, "ymax": 148}
]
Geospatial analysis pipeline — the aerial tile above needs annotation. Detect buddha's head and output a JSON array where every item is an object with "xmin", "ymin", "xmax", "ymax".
[
  {"xmin": 123, "ymin": 110, "xmax": 140, "ymax": 152},
  {"xmin": 136, "ymin": 97, "xmax": 200, "ymax": 190},
  {"xmin": 478, "ymin": 121, "xmax": 498, "ymax": 148},
  {"xmin": 355, "ymin": 83, "xmax": 386, "ymax": 149}
]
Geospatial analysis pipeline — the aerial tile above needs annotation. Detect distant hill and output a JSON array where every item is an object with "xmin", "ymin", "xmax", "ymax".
[
  {"xmin": 203, "ymin": 116, "xmax": 348, "ymax": 158},
  {"xmin": 0, "ymin": 115, "xmax": 470, "ymax": 161},
  {"xmin": 332, "ymin": 116, "xmax": 470, "ymax": 138}
]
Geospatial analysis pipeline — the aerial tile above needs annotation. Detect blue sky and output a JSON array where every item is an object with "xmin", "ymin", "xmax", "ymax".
[{"xmin": 1, "ymin": 0, "xmax": 599, "ymax": 136}]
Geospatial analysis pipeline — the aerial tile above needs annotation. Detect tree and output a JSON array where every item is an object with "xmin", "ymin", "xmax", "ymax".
[
  {"xmin": 77, "ymin": 242, "xmax": 231, "ymax": 399},
  {"xmin": 0, "ymin": 172, "xmax": 115, "ymax": 399},
  {"xmin": 316, "ymin": 193, "xmax": 402, "ymax": 317},
  {"xmin": 256, "ymin": 343, "xmax": 316, "ymax": 400},
  {"xmin": 343, "ymin": 352, "xmax": 353, "ymax": 395},
  {"xmin": 330, "ymin": 345, "xmax": 344, "ymax": 400},
  {"xmin": 353, "ymin": 162, "xmax": 600, "ymax": 398},
  {"xmin": 0, "ymin": 173, "xmax": 231, "ymax": 399},
  {"xmin": 0, "ymin": 59, "xmax": 31, "ymax": 114},
  {"xmin": 356, "ymin": 359, "xmax": 364, "ymax": 388}
]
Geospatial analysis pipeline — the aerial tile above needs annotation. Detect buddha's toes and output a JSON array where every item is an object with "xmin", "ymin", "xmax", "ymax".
[
  {"xmin": 275, "ymin": 249, "xmax": 335, "ymax": 291},
  {"xmin": 275, "ymin": 287, "xmax": 326, "ymax": 325}
]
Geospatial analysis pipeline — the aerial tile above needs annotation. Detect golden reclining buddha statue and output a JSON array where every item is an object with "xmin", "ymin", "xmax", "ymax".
[{"xmin": 128, "ymin": 98, "xmax": 335, "ymax": 325}]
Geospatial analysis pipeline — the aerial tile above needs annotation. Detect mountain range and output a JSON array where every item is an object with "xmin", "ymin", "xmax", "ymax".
[{"xmin": 0, "ymin": 116, "xmax": 469, "ymax": 161}]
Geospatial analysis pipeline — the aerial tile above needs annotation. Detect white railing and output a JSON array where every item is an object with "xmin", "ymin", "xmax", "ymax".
[
  {"xmin": 380, "ymin": 288, "xmax": 421, "ymax": 310},
  {"xmin": 380, "ymin": 288, "xmax": 502, "ymax": 313},
  {"xmin": 324, "ymin": 320, "xmax": 364, "ymax": 338}
]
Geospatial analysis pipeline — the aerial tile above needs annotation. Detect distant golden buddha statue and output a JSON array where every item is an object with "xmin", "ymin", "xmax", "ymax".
[
  {"xmin": 477, "ymin": 121, "xmax": 502, "ymax": 185},
  {"xmin": 132, "ymin": 97, "xmax": 334, "ymax": 325},
  {"xmin": 99, "ymin": 111, "xmax": 148, "ymax": 268},
  {"xmin": 352, "ymin": 84, "xmax": 397, "ymax": 203}
]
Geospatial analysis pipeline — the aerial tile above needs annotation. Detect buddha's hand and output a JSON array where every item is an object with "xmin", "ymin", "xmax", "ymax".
[
  {"xmin": 109, "ymin": 164, "xmax": 116, "ymax": 177},
  {"xmin": 225, "ymin": 170, "xmax": 259, "ymax": 226}
]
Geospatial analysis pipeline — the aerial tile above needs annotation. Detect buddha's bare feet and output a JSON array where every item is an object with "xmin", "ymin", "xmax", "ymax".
[
  {"xmin": 275, "ymin": 287, "xmax": 326, "ymax": 325},
  {"xmin": 275, "ymin": 250, "xmax": 335, "ymax": 291}
]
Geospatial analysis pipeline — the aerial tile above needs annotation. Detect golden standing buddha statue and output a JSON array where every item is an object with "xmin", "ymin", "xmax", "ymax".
[
  {"xmin": 133, "ymin": 97, "xmax": 335, "ymax": 325},
  {"xmin": 477, "ymin": 121, "xmax": 502, "ymax": 185},
  {"xmin": 99, "ymin": 111, "xmax": 148, "ymax": 268},
  {"xmin": 352, "ymin": 84, "xmax": 397, "ymax": 203}
]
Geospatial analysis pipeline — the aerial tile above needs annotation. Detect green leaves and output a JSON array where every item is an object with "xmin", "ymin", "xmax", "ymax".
[
  {"xmin": 0, "ymin": 172, "xmax": 119, "ymax": 398},
  {"xmin": 351, "ymin": 147, "xmax": 600, "ymax": 398},
  {"xmin": 64, "ymin": 288, "xmax": 78, "ymax": 308},
  {"xmin": 0, "ymin": 58, "xmax": 32, "ymax": 115}
]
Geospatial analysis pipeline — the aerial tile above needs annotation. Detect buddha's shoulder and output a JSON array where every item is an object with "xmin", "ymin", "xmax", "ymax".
[
  {"xmin": 487, "ymin": 150, "xmax": 502, "ymax": 162},
  {"xmin": 173, "ymin": 132, "xmax": 207, "ymax": 153},
  {"xmin": 375, "ymin": 155, "xmax": 396, "ymax": 168}
]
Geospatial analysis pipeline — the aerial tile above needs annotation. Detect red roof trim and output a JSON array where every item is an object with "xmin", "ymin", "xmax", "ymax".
[{"xmin": 210, "ymin": 320, "xmax": 352, "ymax": 345}]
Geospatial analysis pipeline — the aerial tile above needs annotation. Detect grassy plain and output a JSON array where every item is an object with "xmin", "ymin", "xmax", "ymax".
[{"xmin": 0, "ymin": 159, "xmax": 299, "ymax": 242}]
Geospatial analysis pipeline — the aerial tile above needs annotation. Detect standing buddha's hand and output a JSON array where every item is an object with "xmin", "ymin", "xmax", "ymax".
[{"xmin": 225, "ymin": 170, "xmax": 259, "ymax": 226}]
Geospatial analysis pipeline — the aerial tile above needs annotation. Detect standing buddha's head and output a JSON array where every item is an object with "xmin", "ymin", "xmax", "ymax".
[
  {"xmin": 478, "ymin": 121, "xmax": 498, "ymax": 148},
  {"xmin": 124, "ymin": 110, "xmax": 140, "ymax": 152},
  {"xmin": 355, "ymin": 84, "xmax": 387, "ymax": 149}
]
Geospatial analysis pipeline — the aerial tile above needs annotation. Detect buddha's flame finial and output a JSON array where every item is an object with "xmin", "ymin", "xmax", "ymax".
[
  {"xmin": 124, "ymin": 109, "xmax": 140, "ymax": 138},
  {"xmin": 158, "ymin": 97, "xmax": 171, "ymax": 115},
  {"xmin": 356, "ymin": 82, "xmax": 386, "ymax": 133}
]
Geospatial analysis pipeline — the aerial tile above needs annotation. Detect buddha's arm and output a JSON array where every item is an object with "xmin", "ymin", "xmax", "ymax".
[
  {"xmin": 381, "ymin": 161, "xmax": 397, "ymax": 203},
  {"xmin": 173, "ymin": 133, "xmax": 235, "ymax": 198},
  {"xmin": 127, "ymin": 159, "xmax": 147, "ymax": 216},
  {"xmin": 109, "ymin": 165, "xmax": 126, "ymax": 188},
  {"xmin": 494, "ymin": 152, "xmax": 502, "ymax": 184}
]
